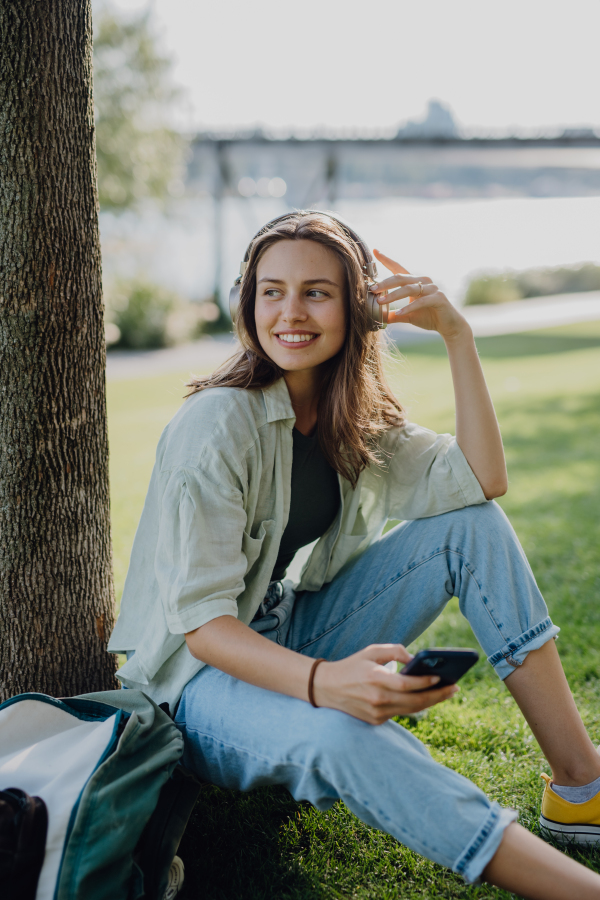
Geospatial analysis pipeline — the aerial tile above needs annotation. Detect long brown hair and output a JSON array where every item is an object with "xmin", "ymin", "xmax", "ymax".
[{"xmin": 186, "ymin": 212, "xmax": 404, "ymax": 487}]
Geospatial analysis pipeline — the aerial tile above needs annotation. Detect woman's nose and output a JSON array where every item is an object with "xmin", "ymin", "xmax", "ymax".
[{"xmin": 281, "ymin": 292, "xmax": 307, "ymax": 321}]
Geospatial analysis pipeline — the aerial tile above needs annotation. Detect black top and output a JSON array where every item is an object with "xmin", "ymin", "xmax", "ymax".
[{"xmin": 271, "ymin": 428, "xmax": 341, "ymax": 582}]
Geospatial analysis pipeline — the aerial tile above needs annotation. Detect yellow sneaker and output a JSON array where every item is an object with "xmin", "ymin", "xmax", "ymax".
[{"xmin": 539, "ymin": 773, "xmax": 600, "ymax": 844}]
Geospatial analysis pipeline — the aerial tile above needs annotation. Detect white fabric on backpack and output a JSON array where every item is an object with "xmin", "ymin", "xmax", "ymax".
[{"xmin": 0, "ymin": 698, "xmax": 119, "ymax": 900}]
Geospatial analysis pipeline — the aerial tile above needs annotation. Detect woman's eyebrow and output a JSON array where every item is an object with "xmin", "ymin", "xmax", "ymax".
[{"xmin": 257, "ymin": 277, "xmax": 340, "ymax": 286}]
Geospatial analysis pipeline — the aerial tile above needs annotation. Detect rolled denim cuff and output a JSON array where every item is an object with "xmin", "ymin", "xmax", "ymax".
[
  {"xmin": 455, "ymin": 803, "xmax": 518, "ymax": 884},
  {"xmin": 487, "ymin": 616, "xmax": 560, "ymax": 681}
]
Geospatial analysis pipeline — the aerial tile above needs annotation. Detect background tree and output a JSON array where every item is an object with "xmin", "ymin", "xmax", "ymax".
[
  {"xmin": 0, "ymin": 0, "xmax": 117, "ymax": 699},
  {"xmin": 93, "ymin": 2, "xmax": 187, "ymax": 210}
]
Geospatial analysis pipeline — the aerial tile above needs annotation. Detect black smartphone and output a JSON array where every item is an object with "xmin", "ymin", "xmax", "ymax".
[{"xmin": 400, "ymin": 648, "xmax": 479, "ymax": 691}]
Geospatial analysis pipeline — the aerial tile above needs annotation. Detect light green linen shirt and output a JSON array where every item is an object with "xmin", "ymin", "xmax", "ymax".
[{"xmin": 109, "ymin": 378, "xmax": 486, "ymax": 710}]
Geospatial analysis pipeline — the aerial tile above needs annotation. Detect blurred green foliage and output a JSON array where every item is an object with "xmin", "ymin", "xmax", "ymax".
[
  {"xmin": 464, "ymin": 262, "xmax": 600, "ymax": 306},
  {"xmin": 105, "ymin": 278, "xmax": 231, "ymax": 349},
  {"xmin": 464, "ymin": 273, "xmax": 522, "ymax": 306},
  {"xmin": 93, "ymin": 4, "xmax": 188, "ymax": 210},
  {"xmin": 106, "ymin": 279, "xmax": 180, "ymax": 349}
]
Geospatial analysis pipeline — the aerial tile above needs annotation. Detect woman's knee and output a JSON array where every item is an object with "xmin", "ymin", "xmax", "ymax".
[
  {"xmin": 435, "ymin": 501, "xmax": 518, "ymax": 550},
  {"xmin": 444, "ymin": 499, "xmax": 505, "ymax": 528}
]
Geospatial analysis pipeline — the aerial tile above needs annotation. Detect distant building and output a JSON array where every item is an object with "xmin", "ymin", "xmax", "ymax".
[{"xmin": 397, "ymin": 100, "xmax": 458, "ymax": 139}]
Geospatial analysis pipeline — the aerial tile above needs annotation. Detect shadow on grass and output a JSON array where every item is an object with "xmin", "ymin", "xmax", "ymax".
[
  {"xmin": 399, "ymin": 331, "xmax": 600, "ymax": 359},
  {"xmin": 178, "ymin": 785, "xmax": 324, "ymax": 900}
]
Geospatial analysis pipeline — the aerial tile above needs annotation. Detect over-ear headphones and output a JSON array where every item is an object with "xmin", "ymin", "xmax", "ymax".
[{"xmin": 228, "ymin": 210, "xmax": 389, "ymax": 331}]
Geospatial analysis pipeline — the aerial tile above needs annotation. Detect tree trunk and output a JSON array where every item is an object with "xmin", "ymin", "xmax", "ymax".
[{"xmin": 0, "ymin": 0, "xmax": 117, "ymax": 699}]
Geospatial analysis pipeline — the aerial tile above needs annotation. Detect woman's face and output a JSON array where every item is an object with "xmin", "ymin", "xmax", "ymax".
[{"xmin": 254, "ymin": 239, "xmax": 347, "ymax": 374}]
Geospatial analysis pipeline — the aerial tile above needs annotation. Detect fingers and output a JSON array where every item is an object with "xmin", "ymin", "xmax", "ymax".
[
  {"xmin": 360, "ymin": 643, "xmax": 412, "ymax": 665},
  {"xmin": 395, "ymin": 682, "xmax": 459, "ymax": 714},
  {"xmin": 376, "ymin": 282, "xmax": 437, "ymax": 307},
  {"xmin": 413, "ymin": 683, "xmax": 459, "ymax": 711},
  {"xmin": 388, "ymin": 289, "xmax": 447, "ymax": 323},
  {"xmin": 371, "ymin": 274, "xmax": 433, "ymax": 294},
  {"xmin": 372, "ymin": 248, "xmax": 410, "ymax": 276},
  {"xmin": 364, "ymin": 683, "xmax": 459, "ymax": 725},
  {"xmin": 398, "ymin": 673, "xmax": 441, "ymax": 692}
]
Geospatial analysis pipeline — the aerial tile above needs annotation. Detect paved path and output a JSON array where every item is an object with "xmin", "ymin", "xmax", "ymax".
[{"xmin": 106, "ymin": 290, "xmax": 600, "ymax": 381}]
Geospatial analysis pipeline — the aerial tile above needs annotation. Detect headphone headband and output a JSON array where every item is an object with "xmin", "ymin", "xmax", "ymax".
[
  {"xmin": 237, "ymin": 210, "xmax": 377, "ymax": 281},
  {"xmin": 229, "ymin": 209, "xmax": 388, "ymax": 330}
]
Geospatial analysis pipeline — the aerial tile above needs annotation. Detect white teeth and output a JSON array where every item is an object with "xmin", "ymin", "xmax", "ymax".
[{"xmin": 277, "ymin": 333, "xmax": 315, "ymax": 343}]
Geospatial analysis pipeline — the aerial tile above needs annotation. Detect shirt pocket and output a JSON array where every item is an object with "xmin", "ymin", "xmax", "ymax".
[{"xmin": 242, "ymin": 519, "xmax": 275, "ymax": 575}]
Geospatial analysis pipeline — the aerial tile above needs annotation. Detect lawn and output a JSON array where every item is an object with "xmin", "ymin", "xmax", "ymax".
[{"xmin": 107, "ymin": 320, "xmax": 600, "ymax": 899}]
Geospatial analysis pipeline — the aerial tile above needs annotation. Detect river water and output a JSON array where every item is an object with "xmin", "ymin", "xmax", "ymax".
[{"xmin": 100, "ymin": 194, "xmax": 600, "ymax": 308}]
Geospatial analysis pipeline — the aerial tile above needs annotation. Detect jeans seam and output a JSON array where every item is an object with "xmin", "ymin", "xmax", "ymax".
[
  {"xmin": 295, "ymin": 547, "xmax": 505, "ymax": 653},
  {"xmin": 461, "ymin": 561, "xmax": 506, "ymax": 642}
]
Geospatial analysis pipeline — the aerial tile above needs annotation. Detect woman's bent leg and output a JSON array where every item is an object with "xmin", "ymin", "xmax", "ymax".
[
  {"xmin": 176, "ymin": 665, "xmax": 516, "ymax": 884},
  {"xmin": 287, "ymin": 501, "xmax": 557, "ymax": 677},
  {"xmin": 284, "ymin": 501, "xmax": 600, "ymax": 789}
]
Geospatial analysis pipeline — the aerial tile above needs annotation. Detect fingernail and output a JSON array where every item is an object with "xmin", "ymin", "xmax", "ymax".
[{"xmin": 430, "ymin": 676, "xmax": 440, "ymax": 685}]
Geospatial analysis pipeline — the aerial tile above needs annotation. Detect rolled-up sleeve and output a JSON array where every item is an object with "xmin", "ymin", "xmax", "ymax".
[
  {"xmin": 384, "ymin": 423, "xmax": 487, "ymax": 520},
  {"xmin": 155, "ymin": 466, "xmax": 248, "ymax": 634}
]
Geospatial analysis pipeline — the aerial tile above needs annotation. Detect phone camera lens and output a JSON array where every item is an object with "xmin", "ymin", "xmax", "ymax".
[{"xmin": 424, "ymin": 657, "xmax": 442, "ymax": 668}]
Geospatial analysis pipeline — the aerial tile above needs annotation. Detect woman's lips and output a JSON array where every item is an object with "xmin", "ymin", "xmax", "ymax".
[{"xmin": 273, "ymin": 333, "xmax": 320, "ymax": 349}]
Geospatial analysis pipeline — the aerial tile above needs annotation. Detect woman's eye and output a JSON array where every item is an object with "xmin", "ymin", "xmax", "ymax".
[
  {"xmin": 264, "ymin": 289, "xmax": 281, "ymax": 298},
  {"xmin": 307, "ymin": 290, "xmax": 327, "ymax": 299}
]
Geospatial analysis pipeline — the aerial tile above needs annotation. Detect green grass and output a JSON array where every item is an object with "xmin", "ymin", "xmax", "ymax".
[{"xmin": 107, "ymin": 321, "xmax": 600, "ymax": 899}]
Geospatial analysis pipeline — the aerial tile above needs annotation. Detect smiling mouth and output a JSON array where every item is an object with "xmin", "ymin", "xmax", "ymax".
[{"xmin": 274, "ymin": 333, "xmax": 319, "ymax": 346}]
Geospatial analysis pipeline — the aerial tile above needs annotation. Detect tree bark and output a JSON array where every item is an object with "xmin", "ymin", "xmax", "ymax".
[{"xmin": 0, "ymin": 0, "xmax": 117, "ymax": 699}]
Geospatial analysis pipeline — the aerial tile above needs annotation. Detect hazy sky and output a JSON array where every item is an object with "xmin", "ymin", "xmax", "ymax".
[{"xmin": 108, "ymin": 0, "xmax": 600, "ymax": 134}]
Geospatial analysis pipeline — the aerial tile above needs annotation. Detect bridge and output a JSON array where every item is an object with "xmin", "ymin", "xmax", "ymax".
[
  {"xmin": 188, "ymin": 134, "xmax": 600, "ymax": 208},
  {"xmin": 185, "ymin": 133, "xmax": 600, "ymax": 302}
]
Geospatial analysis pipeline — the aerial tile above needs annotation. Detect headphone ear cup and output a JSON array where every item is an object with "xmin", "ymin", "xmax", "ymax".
[
  {"xmin": 366, "ymin": 289, "xmax": 388, "ymax": 331},
  {"xmin": 229, "ymin": 283, "xmax": 241, "ymax": 323}
]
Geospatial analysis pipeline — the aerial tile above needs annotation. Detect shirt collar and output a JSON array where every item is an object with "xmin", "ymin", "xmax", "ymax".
[{"xmin": 261, "ymin": 378, "xmax": 296, "ymax": 424}]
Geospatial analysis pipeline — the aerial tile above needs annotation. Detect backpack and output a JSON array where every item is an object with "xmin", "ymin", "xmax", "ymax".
[{"xmin": 0, "ymin": 689, "xmax": 202, "ymax": 900}]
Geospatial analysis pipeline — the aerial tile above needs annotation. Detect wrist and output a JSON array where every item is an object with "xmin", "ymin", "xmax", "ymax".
[{"xmin": 441, "ymin": 317, "xmax": 474, "ymax": 348}]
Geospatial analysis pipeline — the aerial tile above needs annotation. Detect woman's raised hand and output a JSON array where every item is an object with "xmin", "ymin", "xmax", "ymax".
[
  {"xmin": 312, "ymin": 643, "xmax": 459, "ymax": 725},
  {"xmin": 371, "ymin": 249, "xmax": 470, "ymax": 342}
]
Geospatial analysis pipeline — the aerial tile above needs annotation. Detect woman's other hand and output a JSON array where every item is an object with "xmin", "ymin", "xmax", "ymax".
[
  {"xmin": 312, "ymin": 643, "xmax": 459, "ymax": 724},
  {"xmin": 371, "ymin": 249, "xmax": 469, "ymax": 342},
  {"xmin": 370, "ymin": 249, "xmax": 507, "ymax": 499}
]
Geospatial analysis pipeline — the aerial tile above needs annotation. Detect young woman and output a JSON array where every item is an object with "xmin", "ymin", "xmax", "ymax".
[{"xmin": 110, "ymin": 212, "xmax": 600, "ymax": 897}]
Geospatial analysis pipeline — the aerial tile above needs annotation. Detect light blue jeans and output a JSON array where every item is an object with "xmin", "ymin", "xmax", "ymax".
[{"xmin": 175, "ymin": 501, "xmax": 558, "ymax": 883}]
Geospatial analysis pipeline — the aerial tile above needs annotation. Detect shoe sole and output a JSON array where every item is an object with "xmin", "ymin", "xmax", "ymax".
[
  {"xmin": 163, "ymin": 856, "xmax": 185, "ymax": 900},
  {"xmin": 540, "ymin": 814, "xmax": 600, "ymax": 845}
]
